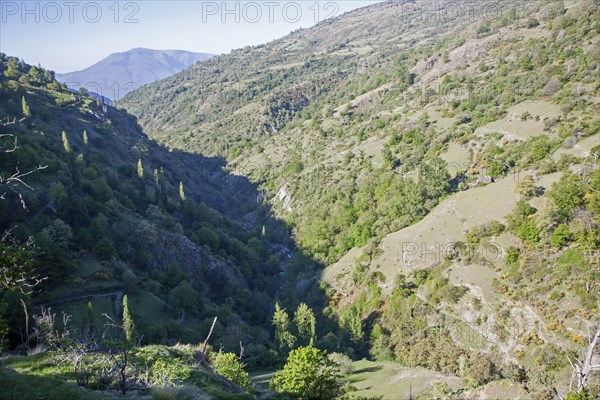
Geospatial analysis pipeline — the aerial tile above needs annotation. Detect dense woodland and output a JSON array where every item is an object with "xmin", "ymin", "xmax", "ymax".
[{"xmin": 1, "ymin": 0, "xmax": 600, "ymax": 399}]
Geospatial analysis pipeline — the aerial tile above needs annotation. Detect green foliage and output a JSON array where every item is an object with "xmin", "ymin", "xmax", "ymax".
[
  {"xmin": 22, "ymin": 96, "xmax": 31, "ymax": 118},
  {"xmin": 272, "ymin": 303, "xmax": 296, "ymax": 355},
  {"xmin": 327, "ymin": 352, "xmax": 353, "ymax": 375},
  {"xmin": 61, "ymin": 131, "xmax": 71, "ymax": 154},
  {"xmin": 565, "ymin": 388, "xmax": 594, "ymax": 400},
  {"xmin": 179, "ymin": 181, "xmax": 185, "ymax": 202},
  {"xmin": 515, "ymin": 175, "xmax": 537, "ymax": 199},
  {"xmin": 0, "ymin": 366, "xmax": 114, "ymax": 400},
  {"xmin": 293, "ymin": 303, "xmax": 316, "ymax": 347},
  {"xmin": 137, "ymin": 159, "xmax": 144, "ymax": 179},
  {"xmin": 270, "ymin": 346, "xmax": 340, "ymax": 399},
  {"xmin": 551, "ymin": 224, "xmax": 571, "ymax": 248},
  {"xmin": 122, "ymin": 295, "xmax": 137, "ymax": 344},
  {"xmin": 463, "ymin": 353, "xmax": 499, "ymax": 388},
  {"xmin": 168, "ymin": 281, "xmax": 203, "ymax": 316},
  {"xmin": 548, "ymin": 173, "xmax": 585, "ymax": 221},
  {"xmin": 212, "ymin": 352, "xmax": 250, "ymax": 389},
  {"xmin": 148, "ymin": 358, "xmax": 192, "ymax": 386},
  {"xmin": 151, "ymin": 385, "xmax": 210, "ymax": 400},
  {"xmin": 0, "ymin": 238, "xmax": 36, "ymax": 292}
]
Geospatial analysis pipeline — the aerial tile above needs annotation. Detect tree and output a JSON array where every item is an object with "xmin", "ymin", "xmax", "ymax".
[
  {"xmin": 213, "ymin": 351, "xmax": 250, "ymax": 390},
  {"xmin": 270, "ymin": 346, "xmax": 340, "ymax": 399},
  {"xmin": 122, "ymin": 295, "xmax": 136, "ymax": 344},
  {"xmin": 419, "ymin": 157, "xmax": 450, "ymax": 200},
  {"xmin": 0, "ymin": 233, "xmax": 42, "ymax": 292},
  {"xmin": 551, "ymin": 224, "xmax": 571, "ymax": 248},
  {"xmin": 21, "ymin": 96, "xmax": 31, "ymax": 118},
  {"xmin": 84, "ymin": 301, "xmax": 95, "ymax": 336},
  {"xmin": 568, "ymin": 321, "xmax": 600, "ymax": 393},
  {"xmin": 179, "ymin": 181, "xmax": 186, "ymax": 202},
  {"xmin": 0, "ymin": 118, "xmax": 47, "ymax": 209},
  {"xmin": 168, "ymin": 281, "xmax": 203, "ymax": 317},
  {"xmin": 515, "ymin": 175, "xmax": 537, "ymax": 199},
  {"xmin": 62, "ymin": 131, "xmax": 71, "ymax": 154},
  {"xmin": 548, "ymin": 173, "xmax": 585, "ymax": 221},
  {"xmin": 272, "ymin": 303, "xmax": 296, "ymax": 355},
  {"xmin": 83, "ymin": 130, "xmax": 88, "ymax": 146},
  {"xmin": 294, "ymin": 303, "xmax": 316, "ymax": 346},
  {"xmin": 137, "ymin": 159, "xmax": 144, "ymax": 179}
]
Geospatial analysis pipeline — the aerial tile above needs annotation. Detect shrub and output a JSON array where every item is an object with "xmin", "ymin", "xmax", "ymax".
[
  {"xmin": 328, "ymin": 352, "xmax": 353, "ymax": 375},
  {"xmin": 212, "ymin": 352, "xmax": 250, "ymax": 390},
  {"xmin": 270, "ymin": 346, "xmax": 340, "ymax": 399}
]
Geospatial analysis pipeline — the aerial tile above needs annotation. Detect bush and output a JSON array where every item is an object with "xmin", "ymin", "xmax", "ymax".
[
  {"xmin": 328, "ymin": 353, "xmax": 353, "ymax": 375},
  {"xmin": 551, "ymin": 224, "xmax": 571, "ymax": 248},
  {"xmin": 212, "ymin": 352, "xmax": 250, "ymax": 390},
  {"xmin": 464, "ymin": 353, "xmax": 498, "ymax": 388},
  {"xmin": 148, "ymin": 358, "xmax": 192, "ymax": 386},
  {"xmin": 270, "ymin": 346, "xmax": 340, "ymax": 399}
]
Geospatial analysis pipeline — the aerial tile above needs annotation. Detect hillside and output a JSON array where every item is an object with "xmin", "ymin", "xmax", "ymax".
[
  {"xmin": 0, "ymin": 53, "xmax": 295, "ymax": 397},
  {"xmin": 119, "ymin": 0, "xmax": 600, "ymax": 397},
  {"xmin": 56, "ymin": 48, "xmax": 213, "ymax": 101}
]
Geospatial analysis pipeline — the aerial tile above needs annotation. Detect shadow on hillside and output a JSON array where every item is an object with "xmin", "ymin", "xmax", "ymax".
[
  {"xmin": 120, "ymin": 111, "xmax": 352, "ymax": 358},
  {"xmin": 352, "ymin": 365, "xmax": 384, "ymax": 374}
]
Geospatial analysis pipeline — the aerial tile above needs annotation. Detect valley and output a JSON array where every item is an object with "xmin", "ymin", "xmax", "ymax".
[{"xmin": 1, "ymin": 0, "xmax": 599, "ymax": 399}]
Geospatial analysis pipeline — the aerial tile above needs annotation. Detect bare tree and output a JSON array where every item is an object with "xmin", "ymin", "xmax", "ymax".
[
  {"xmin": 567, "ymin": 320, "xmax": 600, "ymax": 392},
  {"xmin": 0, "ymin": 231, "xmax": 45, "ymax": 292},
  {"xmin": 0, "ymin": 117, "xmax": 47, "ymax": 294},
  {"xmin": 103, "ymin": 313, "xmax": 142, "ymax": 395},
  {"xmin": 0, "ymin": 117, "xmax": 47, "ymax": 210}
]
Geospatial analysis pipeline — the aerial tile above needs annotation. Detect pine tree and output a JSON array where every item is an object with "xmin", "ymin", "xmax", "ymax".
[
  {"xmin": 62, "ymin": 131, "xmax": 71, "ymax": 154},
  {"xmin": 83, "ymin": 130, "xmax": 89, "ymax": 146},
  {"xmin": 122, "ymin": 295, "xmax": 137, "ymax": 344},
  {"xmin": 22, "ymin": 96, "xmax": 31, "ymax": 118},
  {"xmin": 179, "ymin": 181, "xmax": 186, "ymax": 202}
]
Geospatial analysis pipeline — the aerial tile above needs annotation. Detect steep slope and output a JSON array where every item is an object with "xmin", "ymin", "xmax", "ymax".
[
  {"xmin": 0, "ymin": 53, "xmax": 290, "ymax": 376},
  {"xmin": 56, "ymin": 48, "xmax": 213, "ymax": 100},
  {"xmin": 120, "ymin": 0, "xmax": 600, "ymax": 397}
]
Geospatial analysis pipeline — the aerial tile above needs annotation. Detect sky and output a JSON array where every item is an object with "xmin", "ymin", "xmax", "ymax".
[{"xmin": 1, "ymin": 1, "xmax": 382, "ymax": 73}]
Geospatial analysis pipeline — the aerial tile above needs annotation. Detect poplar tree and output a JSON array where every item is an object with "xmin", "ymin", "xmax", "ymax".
[
  {"xmin": 122, "ymin": 295, "xmax": 137, "ymax": 344},
  {"xmin": 22, "ymin": 96, "xmax": 31, "ymax": 118}
]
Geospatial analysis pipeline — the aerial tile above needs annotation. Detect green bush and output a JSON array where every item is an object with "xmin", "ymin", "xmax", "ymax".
[
  {"xmin": 270, "ymin": 346, "xmax": 340, "ymax": 399},
  {"xmin": 212, "ymin": 352, "xmax": 250, "ymax": 390}
]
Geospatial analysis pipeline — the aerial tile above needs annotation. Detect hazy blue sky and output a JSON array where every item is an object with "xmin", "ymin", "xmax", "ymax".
[{"xmin": 1, "ymin": 1, "xmax": 381, "ymax": 72}]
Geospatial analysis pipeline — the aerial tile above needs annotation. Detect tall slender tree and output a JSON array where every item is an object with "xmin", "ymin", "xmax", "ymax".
[
  {"xmin": 272, "ymin": 302, "xmax": 296, "ymax": 355},
  {"xmin": 294, "ymin": 303, "xmax": 316, "ymax": 346},
  {"xmin": 21, "ymin": 96, "xmax": 31, "ymax": 118},
  {"xmin": 122, "ymin": 295, "xmax": 137, "ymax": 344},
  {"xmin": 62, "ymin": 131, "xmax": 71, "ymax": 154}
]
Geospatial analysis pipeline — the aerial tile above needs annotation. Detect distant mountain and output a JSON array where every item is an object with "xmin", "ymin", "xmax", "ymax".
[{"xmin": 56, "ymin": 48, "xmax": 213, "ymax": 100}]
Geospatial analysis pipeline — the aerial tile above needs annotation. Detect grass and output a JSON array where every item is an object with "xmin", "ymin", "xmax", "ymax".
[
  {"xmin": 0, "ymin": 366, "xmax": 120, "ymax": 400},
  {"xmin": 1, "ymin": 346, "xmax": 253, "ymax": 400},
  {"xmin": 440, "ymin": 143, "xmax": 470, "ymax": 177},
  {"xmin": 341, "ymin": 360, "xmax": 463, "ymax": 399},
  {"xmin": 553, "ymin": 132, "xmax": 600, "ymax": 159}
]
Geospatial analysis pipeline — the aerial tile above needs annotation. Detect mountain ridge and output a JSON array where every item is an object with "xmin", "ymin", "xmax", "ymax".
[{"xmin": 56, "ymin": 48, "xmax": 214, "ymax": 100}]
